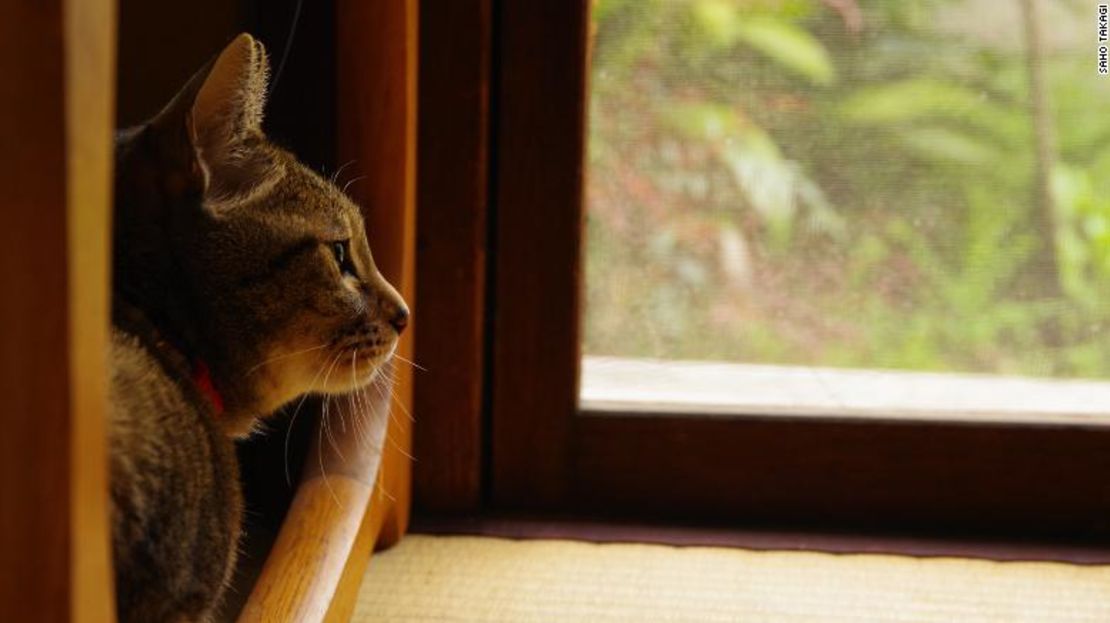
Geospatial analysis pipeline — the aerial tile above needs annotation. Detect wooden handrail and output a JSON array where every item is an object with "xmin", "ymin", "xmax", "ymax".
[{"xmin": 238, "ymin": 379, "xmax": 395, "ymax": 623}]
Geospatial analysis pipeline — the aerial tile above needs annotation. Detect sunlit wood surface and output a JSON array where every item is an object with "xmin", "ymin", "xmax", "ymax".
[
  {"xmin": 0, "ymin": 0, "xmax": 116, "ymax": 621},
  {"xmin": 239, "ymin": 385, "xmax": 393, "ymax": 623}
]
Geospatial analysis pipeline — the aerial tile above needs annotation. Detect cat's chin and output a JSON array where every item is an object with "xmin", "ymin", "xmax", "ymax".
[
  {"xmin": 224, "ymin": 357, "xmax": 393, "ymax": 439},
  {"xmin": 317, "ymin": 370, "xmax": 379, "ymax": 395},
  {"xmin": 319, "ymin": 348, "xmax": 395, "ymax": 395}
]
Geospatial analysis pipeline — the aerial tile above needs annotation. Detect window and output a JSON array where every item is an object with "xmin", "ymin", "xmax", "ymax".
[
  {"xmin": 581, "ymin": 0, "xmax": 1110, "ymax": 425},
  {"xmin": 406, "ymin": 0, "xmax": 1110, "ymax": 539}
]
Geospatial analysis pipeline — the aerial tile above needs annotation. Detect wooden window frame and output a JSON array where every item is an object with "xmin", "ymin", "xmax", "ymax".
[
  {"xmin": 411, "ymin": 0, "xmax": 492, "ymax": 514},
  {"xmin": 495, "ymin": 0, "xmax": 1110, "ymax": 539},
  {"xmin": 409, "ymin": 0, "xmax": 1110, "ymax": 540}
]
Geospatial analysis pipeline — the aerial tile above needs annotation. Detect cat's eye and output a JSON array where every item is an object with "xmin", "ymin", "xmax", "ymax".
[{"xmin": 330, "ymin": 240, "xmax": 355, "ymax": 276}]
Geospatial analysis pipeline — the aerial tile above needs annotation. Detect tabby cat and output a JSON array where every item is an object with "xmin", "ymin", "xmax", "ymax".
[{"xmin": 110, "ymin": 34, "xmax": 408, "ymax": 622}]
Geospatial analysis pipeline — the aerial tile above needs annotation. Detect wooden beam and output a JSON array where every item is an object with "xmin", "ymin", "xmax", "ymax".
[
  {"xmin": 336, "ymin": 0, "xmax": 419, "ymax": 551},
  {"xmin": 412, "ymin": 0, "xmax": 492, "ymax": 513},
  {"xmin": 66, "ymin": 1, "xmax": 117, "ymax": 620},
  {"xmin": 490, "ymin": 0, "xmax": 591, "ymax": 509},
  {"xmin": 0, "ymin": 0, "xmax": 116, "ymax": 621}
]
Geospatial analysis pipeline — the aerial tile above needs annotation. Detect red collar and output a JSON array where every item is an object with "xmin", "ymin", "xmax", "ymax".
[{"xmin": 192, "ymin": 359, "xmax": 225, "ymax": 415}]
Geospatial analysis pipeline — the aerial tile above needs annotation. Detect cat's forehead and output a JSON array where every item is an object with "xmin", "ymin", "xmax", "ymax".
[{"xmin": 272, "ymin": 160, "xmax": 365, "ymax": 235}]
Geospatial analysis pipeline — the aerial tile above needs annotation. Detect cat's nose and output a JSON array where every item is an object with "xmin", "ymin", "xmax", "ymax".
[{"xmin": 389, "ymin": 304, "xmax": 409, "ymax": 334}]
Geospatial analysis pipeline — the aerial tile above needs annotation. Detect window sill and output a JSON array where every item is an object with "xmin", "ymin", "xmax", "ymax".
[{"xmin": 581, "ymin": 356, "xmax": 1110, "ymax": 426}]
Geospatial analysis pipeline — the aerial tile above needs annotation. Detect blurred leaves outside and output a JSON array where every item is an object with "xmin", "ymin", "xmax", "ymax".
[{"xmin": 583, "ymin": 0, "xmax": 1110, "ymax": 378}]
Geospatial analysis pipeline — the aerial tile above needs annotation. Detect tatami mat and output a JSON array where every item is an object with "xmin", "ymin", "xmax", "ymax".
[{"xmin": 353, "ymin": 535, "xmax": 1110, "ymax": 622}]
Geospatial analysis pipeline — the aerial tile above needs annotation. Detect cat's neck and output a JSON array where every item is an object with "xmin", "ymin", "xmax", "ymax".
[
  {"xmin": 113, "ymin": 300, "xmax": 215, "ymax": 406},
  {"xmin": 113, "ymin": 295, "xmax": 265, "ymax": 436}
]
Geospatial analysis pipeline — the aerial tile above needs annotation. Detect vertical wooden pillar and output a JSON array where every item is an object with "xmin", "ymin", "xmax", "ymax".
[
  {"xmin": 66, "ymin": 2, "xmax": 117, "ymax": 620},
  {"xmin": 412, "ymin": 0, "xmax": 492, "ymax": 514},
  {"xmin": 490, "ymin": 1, "xmax": 590, "ymax": 510},
  {"xmin": 0, "ymin": 1, "xmax": 116, "ymax": 621},
  {"xmin": 336, "ymin": 0, "xmax": 419, "ymax": 546}
]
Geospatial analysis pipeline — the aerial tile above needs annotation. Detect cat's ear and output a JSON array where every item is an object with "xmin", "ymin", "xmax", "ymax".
[
  {"xmin": 191, "ymin": 33, "xmax": 269, "ymax": 160},
  {"xmin": 149, "ymin": 33, "xmax": 276, "ymax": 203}
]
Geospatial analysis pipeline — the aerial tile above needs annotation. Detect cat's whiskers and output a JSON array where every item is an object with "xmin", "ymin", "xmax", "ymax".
[
  {"xmin": 376, "ymin": 459, "xmax": 396, "ymax": 504},
  {"xmin": 368, "ymin": 368, "xmax": 414, "ymax": 461},
  {"xmin": 386, "ymin": 395, "xmax": 417, "ymax": 461},
  {"xmin": 390, "ymin": 352, "xmax": 427, "ymax": 372},
  {"xmin": 321, "ymin": 398, "xmax": 342, "ymax": 462},
  {"xmin": 314, "ymin": 351, "xmax": 348, "ymax": 508},
  {"xmin": 377, "ymin": 372, "xmax": 413, "ymax": 455},
  {"xmin": 356, "ymin": 377, "xmax": 378, "ymax": 449},
  {"xmin": 245, "ymin": 342, "xmax": 332, "ymax": 377},
  {"xmin": 338, "ymin": 350, "xmax": 357, "ymax": 435},
  {"xmin": 319, "ymin": 352, "xmax": 347, "ymax": 462},
  {"xmin": 283, "ymin": 349, "xmax": 342, "ymax": 486},
  {"xmin": 366, "ymin": 375, "xmax": 396, "ymax": 504},
  {"xmin": 344, "ymin": 392, "xmax": 356, "ymax": 442},
  {"xmin": 330, "ymin": 159, "xmax": 357, "ymax": 185},
  {"xmin": 341, "ymin": 175, "xmax": 367, "ymax": 196},
  {"xmin": 390, "ymin": 390, "xmax": 416, "ymax": 427},
  {"xmin": 371, "ymin": 366, "xmax": 403, "ymax": 432},
  {"xmin": 347, "ymin": 349, "xmax": 372, "ymax": 442},
  {"xmin": 386, "ymin": 428, "xmax": 415, "ymax": 461},
  {"xmin": 356, "ymin": 395, "xmax": 372, "ymax": 448},
  {"xmin": 317, "ymin": 410, "xmax": 342, "ymax": 509},
  {"xmin": 347, "ymin": 363, "xmax": 362, "ymax": 437},
  {"xmin": 349, "ymin": 394, "xmax": 365, "ymax": 449},
  {"xmin": 383, "ymin": 365, "xmax": 416, "ymax": 424},
  {"xmin": 350, "ymin": 390, "xmax": 374, "ymax": 453}
]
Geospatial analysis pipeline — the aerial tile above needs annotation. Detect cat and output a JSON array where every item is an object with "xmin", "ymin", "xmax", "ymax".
[{"xmin": 109, "ymin": 33, "xmax": 408, "ymax": 623}]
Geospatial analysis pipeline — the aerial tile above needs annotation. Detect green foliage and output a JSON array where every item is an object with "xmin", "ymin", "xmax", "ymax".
[
  {"xmin": 693, "ymin": 1, "xmax": 835, "ymax": 84},
  {"xmin": 584, "ymin": 0, "xmax": 1110, "ymax": 379}
]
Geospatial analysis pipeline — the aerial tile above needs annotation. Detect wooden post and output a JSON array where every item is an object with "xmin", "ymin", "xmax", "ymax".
[
  {"xmin": 412, "ymin": 0, "xmax": 492, "ymax": 514},
  {"xmin": 336, "ymin": 0, "xmax": 420, "ymax": 548},
  {"xmin": 0, "ymin": 0, "xmax": 116, "ymax": 621}
]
